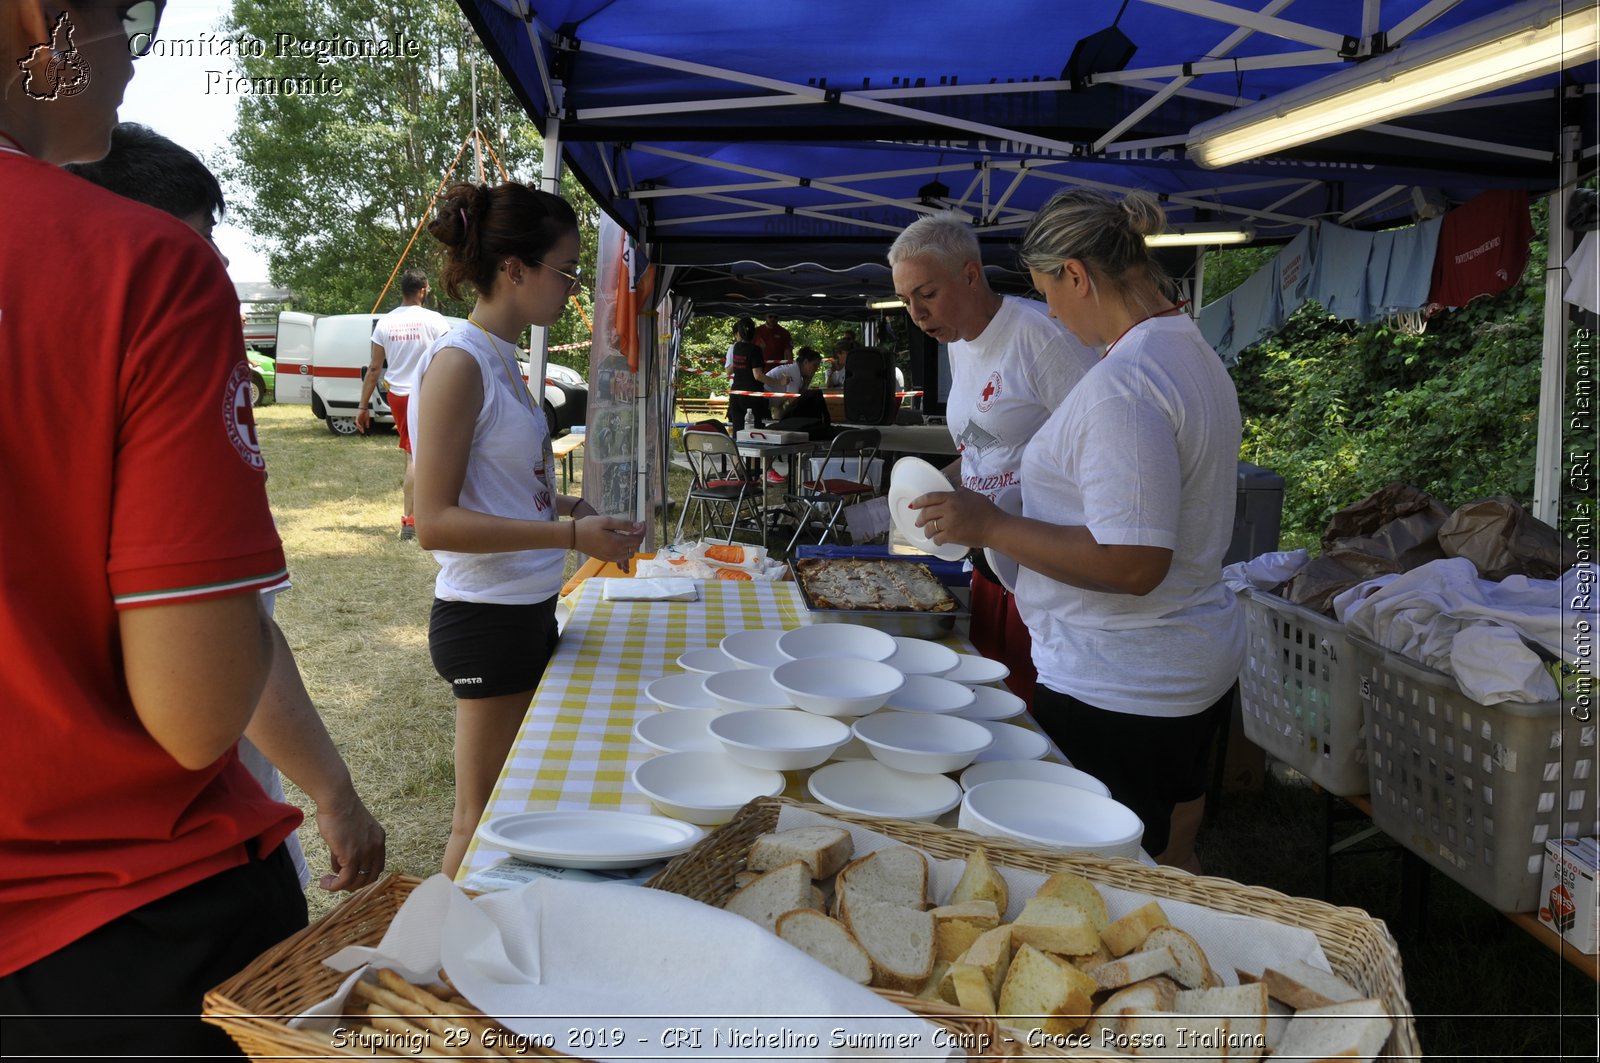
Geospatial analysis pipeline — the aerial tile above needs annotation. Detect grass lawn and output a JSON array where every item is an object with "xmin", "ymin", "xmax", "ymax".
[{"xmin": 255, "ymin": 403, "xmax": 1597, "ymax": 1058}]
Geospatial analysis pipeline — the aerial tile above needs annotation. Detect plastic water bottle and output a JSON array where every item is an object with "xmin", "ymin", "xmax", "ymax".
[{"xmin": 744, "ymin": 409, "xmax": 755, "ymax": 432}]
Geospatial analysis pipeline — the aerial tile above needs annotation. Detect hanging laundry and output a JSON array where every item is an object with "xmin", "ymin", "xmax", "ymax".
[
  {"xmin": 1427, "ymin": 189, "xmax": 1533, "ymax": 310},
  {"xmin": 1311, "ymin": 218, "xmax": 1441, "ymax": 324},
  {"xmin": 1200, "ymin": 227, "xmax": 1316, "ymax": 365},
  {"xmin": 1564, "ymin": 230, "xmax": 1599, "ymax": 316}
]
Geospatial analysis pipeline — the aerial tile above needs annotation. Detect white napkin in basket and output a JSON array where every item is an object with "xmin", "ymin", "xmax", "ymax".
[
  {"xmin": 298, "ymin": 875, "xmax": 952, "ymax": 1062},
  {"xmin": 601, "ymin": 577, "xmax": 700, "ymax": 602}
]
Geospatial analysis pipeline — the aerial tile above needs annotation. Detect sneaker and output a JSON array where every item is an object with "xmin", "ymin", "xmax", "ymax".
[
  {"xmin": 399, "ymin": 518, "xmax": 416, "ymax": 542},
  {"xmin": 765, "ymin": 470, "xmax": 786, "ymax": 485}
]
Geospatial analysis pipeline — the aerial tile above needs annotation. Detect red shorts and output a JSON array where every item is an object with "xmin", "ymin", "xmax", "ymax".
[
  {"xmin": 388, "ymin": 391, "xmax": 411, "ymax": 453},
  {"xmin": 968, "ymin": 568, "xmax": 1037, "ymax": 709}
]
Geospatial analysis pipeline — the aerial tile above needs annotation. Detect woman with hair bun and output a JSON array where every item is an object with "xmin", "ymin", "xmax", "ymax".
[
  {"xmin": 413, "ymin": 181, "xmax": 646, "ymax": 876},
  {"xmin": 909, "ymin": 188, "xmax": 1244, "ymax": 870}
]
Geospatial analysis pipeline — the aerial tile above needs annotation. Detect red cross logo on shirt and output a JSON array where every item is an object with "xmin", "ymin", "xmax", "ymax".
[
  {"xmin": 224, "ymin": 362, "xmax": 268, "ymax": 471},
  {"xmin": 976, "ymin": 371, "xmax": 1002, "ymax": 412},
  {"xmin": 237, "ymin": 398, "xmax": 258, "ymax": 449}
]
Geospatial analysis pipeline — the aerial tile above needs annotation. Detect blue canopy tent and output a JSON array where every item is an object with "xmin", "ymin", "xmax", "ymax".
[{"xmin": 456, "ymin": 0, "xmax": 1597, "ymax": 520}]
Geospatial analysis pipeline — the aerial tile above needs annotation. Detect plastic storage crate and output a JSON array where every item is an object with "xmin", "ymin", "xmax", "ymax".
[
  {"xmin": 1351, "ymin": 634, "xmax": 1594, "ymax": 912},
  {"xmin": 1239, "ymin": 588, "xmax": 1369, "ymax": 794}
]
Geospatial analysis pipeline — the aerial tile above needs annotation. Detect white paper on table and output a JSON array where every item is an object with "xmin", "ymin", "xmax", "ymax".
[
  {"xmin": 601, "ymin": 577, "xmax": 700, "ymax": 602},
  {"xmin": 774, "ymin": 806, "xmax": 1331, "ymax": 985},
  {"xmin": 294, "ymin": 875, "xmax": 954, "ymax": 1062}
]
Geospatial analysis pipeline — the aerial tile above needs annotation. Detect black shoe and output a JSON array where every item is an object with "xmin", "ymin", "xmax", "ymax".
[{"xmin": 399, "ymin": 521, "xmax": 416, "ymax": 542}]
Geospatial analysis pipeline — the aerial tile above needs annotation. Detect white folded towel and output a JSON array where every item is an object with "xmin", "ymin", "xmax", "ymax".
[{"xmin": 601, "ymin": 577, "xmax": 700, "ymax": 602}]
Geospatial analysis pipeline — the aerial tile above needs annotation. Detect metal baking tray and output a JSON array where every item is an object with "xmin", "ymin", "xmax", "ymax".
[{"xmin": 788, "ymin": 557, "xmax": 969, "ymax": 639}]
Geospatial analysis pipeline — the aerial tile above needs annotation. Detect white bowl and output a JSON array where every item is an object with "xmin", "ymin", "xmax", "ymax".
[
  {"xmin": 702, "ymin": 667, "xmax": 796, "ymax": 712},
  {"xmin": 775, "ymin": 623, "xmax": 897, "ymax": 663},
  {"xmin": 643, "ymin": 672, "xmax": 720, "ymax": 711},
  {"xmin": 971, "ymin": 720, "xmax": 1052, "ymax": 762},
  {"xmin": 770, "ymin": 657, "xmax": 906, "ymax": 718},
  {"xmin": 707, "ymin": 708, "xmax": 852, "ymax": 770},
  {"xmin": 676, "ymin": 646, "xmax": 738, "ymax": 674},
  {"xmin": 959, "ymin": 778, "xmax": 1143, "ymax": 859},
  {"xmin": 720, "ymin": 629, "xmax": 791, "ymax": 670},
  {"xmin": 944, "ymin": 653, "xmax": 1012, "ymax": 686},
  {"xmin": 883, "ymin": 674, "xmax": 976, "ymax": 715},
  {"xmin": 952, "ymin": 684, "xmax": 1028, "ymax": 721},
  {"xmin": 633, "ymin": 708, "xmax": 722, "ymax": 753},
  {"xmin": 885, "ymin": 636, "xmax": 960, "ymax": 677},
  {"xmin": 808, "ymin": 760, "xmax": 963, "ymax": 822},
  {"xmin": 851, "ymin": 711, "xmax": 995, "ymax": 774},
  {"xmin": 630, "ymin": 751, "xmax": 785, "ymax": 825},
  {"xmin": 960, "ymin": 759, "xmax": 1112, "ymax": 798}
]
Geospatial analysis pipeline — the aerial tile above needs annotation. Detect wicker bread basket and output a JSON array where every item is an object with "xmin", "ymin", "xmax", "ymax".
[
  {"xmin": 203, "ymin": 872, "xmax": 1008, "ymax": 1060},
  {"xmin": 647, "ymin": 796, "xmax": 1421, "ymax": 1061}
]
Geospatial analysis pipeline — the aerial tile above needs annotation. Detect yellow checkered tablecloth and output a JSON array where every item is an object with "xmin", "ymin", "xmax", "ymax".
[{"xmin": 459, "ymin": 578, "xmax": 813, "ymax": 879}]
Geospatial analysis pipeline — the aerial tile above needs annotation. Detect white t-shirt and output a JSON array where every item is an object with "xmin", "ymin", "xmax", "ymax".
[
  {"xmin": 409, "ymin": 323, "xmax": 564, "ymax": 605},
  {"xmin": 373, "ymin": 303, "xmax": 450, "ymax": 396},
  {"xmin": 764, "ymin": 361, "xmax": 812, "ymax": 393},
  {"xmin": 1016, "ymin": 313, "xmax": 1244, "ymax": 717},
  {"xmin": 946, "ymin": 296, "xmax": 1096, "ymax": 499}
]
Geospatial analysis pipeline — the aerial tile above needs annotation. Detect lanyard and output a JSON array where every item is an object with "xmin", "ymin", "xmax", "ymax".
[
  {"xmin": 467, "ymin": 315, "xmax": 535, "ymax": 416},
  {"xmin": 1102, "ymin": 300, "xmax": 1191, "ymax": 358}
]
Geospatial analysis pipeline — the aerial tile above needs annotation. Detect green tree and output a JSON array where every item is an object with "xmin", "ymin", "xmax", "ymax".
[{"xmin": 218, "ymin": 0, "xmax": 598, "ymax": 363}]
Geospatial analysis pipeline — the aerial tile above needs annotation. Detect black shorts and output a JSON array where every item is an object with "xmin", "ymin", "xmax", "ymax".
[
  {"xmin": 0, "ymin": 842, "xmax": 307, "ymax": 1056},
  {"xmin": 429, "ymin": 597, "xmax": 560, "ymax": 700},
  {"xmin": 1030, "ymin": 685, "xmax": 1233, "ymax": 857}
]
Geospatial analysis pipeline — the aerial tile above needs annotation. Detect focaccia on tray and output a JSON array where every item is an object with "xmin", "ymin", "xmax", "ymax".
[{"xmin": 795, "ymin": 558, "xmax": 959, "ymax": 613}]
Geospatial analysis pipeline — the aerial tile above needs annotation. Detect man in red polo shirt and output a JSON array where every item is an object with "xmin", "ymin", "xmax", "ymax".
[{"xmin": 0, "ymin": 1, "xmax": 309, "ymax": 1054}]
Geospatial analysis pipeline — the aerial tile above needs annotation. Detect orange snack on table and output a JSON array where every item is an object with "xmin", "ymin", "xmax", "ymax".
[
  {"xmin": 714, "ymin": 567, "xmax": 754, "ymax": 581},
  {"xmin": 704, "ymin": 545, "xmax": 749, "ymax": 565}
]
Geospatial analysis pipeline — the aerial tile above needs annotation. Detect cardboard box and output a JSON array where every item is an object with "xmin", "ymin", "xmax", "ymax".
[{"xmin": 1538, "ymin": 837, "xmax": 1600, "ymax": 954}]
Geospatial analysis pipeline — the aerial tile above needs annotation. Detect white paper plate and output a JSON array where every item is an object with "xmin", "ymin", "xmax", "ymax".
[
  {"xmin": 676, "ymin": 647, "xmax": 738, "ymax": 674},
  {"xmin": 887, "ymin": 456, "xmax": 967, "ymax": 562},
  {"xmin": 944, "ymin": 653, "xmax": 1011, "ymax": 686},
  {"xmin": 960, "ymin": 759, "xmax": 1112, "ymax": 798},
  {"xmin": 720, "ymin": 628, "xmax": 791, "ymax": 669},
  {"xmin": 970, "ymin": 720, "xmax": 1051, "ymax": 762},
  {"xmin": 983, "ymin": 485, "xmax": 1024, "ymax": 593},
  {"xmin": 633, "ymin": 708, "xmax": 722, "ymax": 753},
  {"xmin": 885, "ymin": 636, "xmax": 960, "ymax": 677},
  {"xmin": 807, "ymin": 760, "xmax": 963, "ymax": 822},
  {"xmin": 952, "ymin": 684, "xmax": 1028, "ymax": 721},
  {"xmin": 643, "ymin": 672, "xmax": 720, "ymax": 711},
  {"xmin": 476, "ymin": 810, "xmax": 706, "ymax": 869}
]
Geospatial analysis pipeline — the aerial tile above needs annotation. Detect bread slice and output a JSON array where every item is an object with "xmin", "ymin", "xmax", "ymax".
[
  {"xmin": 949, "ymin": 845, "xmax": 1009, "ymax": 914},
  {"xmin": 997, "ymin": 943, "xmax": 1098, "ymax": 1037},
  {"xmin": 1083, "ymin": 975, "xmax": 1180, "ymax": 1044},
  {"xmin": 1066, "ymin": 939, "xmax": 1113, "ymax": 972},
  {"xmin": 1120, "ymin": 1010, "xmax": 1229, "ymax": 1058},
  {"xmin": 1089, "ymin": 944, "xmax": 1179, "ymax": 990},
  {"xmin": 952, "ymin": 923, "xmax": 1013, "ymax": 994},
  {"xmin": 1011, "ymin": 896, "xmax": 1101, "ymax": 956},
  {"xmin": 775, "ymin": 909, "xmax": 871, "ymax": 985},
  {"xmin": 1100, "ymin": 900, "xmax": 1169, "ymax": 956},
  {"xmin": 931, "ymin": 900, "xmax": 1001, "ymax": 962},
  {"xmin": 1175, "ymin": 982, "xmax": 1268, "ymax": 1062},
  {"xmin": 843, "ymin": 898, "xmax": 935, "ymax": 992},
  {"xmin": 1139, "ymin": 926, "xmax": 1215, "ymax": 989},
  {"xmin": 723, "ymin": 861, "xmax": 812, "ymax": 932},
  {"xmin": 1034, "ymin": 870, "xmax": 1109, "ymax": 930},
  {"xmin": 1260, "ymin": 960, "xmax": 1364, "ymax": 1010},
  {"xmin": 1272, "ymin": 999, "xmax": 1392, "ymax": 1063},
  {"xmin": 919, "ymin": 961, "xmax": 951, "ymax": 1002},
  {"xmin": 946, "ymin": 962, "xmax": 997, "ymax": 1014},
  {"xmin": 835, "ymin": 846, "xmax": 929, "ymax": 925},
  {"xmin": 748, "ymin": 825, "xmax": 854, "ymax": 879}
]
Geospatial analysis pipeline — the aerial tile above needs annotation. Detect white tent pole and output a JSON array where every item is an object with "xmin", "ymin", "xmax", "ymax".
[
  {"xmin": 1534, "ymin": 125, "xmax": 1580, "ymax": 525},
  {"xmin": 528, "ymin": 95, "xmax": 563, "ymax": 388}
]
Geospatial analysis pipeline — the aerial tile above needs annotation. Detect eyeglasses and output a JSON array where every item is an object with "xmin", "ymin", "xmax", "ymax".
[
  {"xmin": 120, "ymin": 0, "xmax": 166, "ymax": 58},
  {"xmin": 539, "ymin": 261, "xmax": 584, "ymax": 292}
]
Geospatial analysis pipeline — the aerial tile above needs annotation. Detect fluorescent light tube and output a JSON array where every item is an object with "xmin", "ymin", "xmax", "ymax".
[
  {"xmin": 1145, "ymin": 228, "xmax": 1254, "ymax": 247},
  {"xmin": 1187, "ymin": 0, "xmax": 1599, "ymax": 169}
]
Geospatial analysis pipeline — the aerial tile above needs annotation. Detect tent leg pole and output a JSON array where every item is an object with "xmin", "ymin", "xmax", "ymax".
[{"xmin": 1534, "ymin": 125, "xmax": 1578, "ymax": 527}]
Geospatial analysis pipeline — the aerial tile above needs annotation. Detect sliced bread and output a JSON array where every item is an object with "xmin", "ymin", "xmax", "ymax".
[
  {"xmin": 948, "ymin": 845, "xmax": 1009, "ymax": 914},
  {"xmin": 1010, "ymin": 896, "xmax": 1101, "ymax": 956},
  {"xmin": 835, "ymin": 846, "xmax": 930, "ymax": 925},
  {"xmin": 1139, "ymin": 926, "xmax": 1216, "ymax": 989},
  {"xmin": 1271, "ymin": 998, "xmax": 1392, "ymax": 1063},
  {"xmin": 723, "ymin": 860, "xmax": 812, "ymax": 932},
  {"xmin": 1260, "ymin": 959, "xmax": 1364, "ymax": 1010},
  {"xmin": 1034, "ymin": 870, "xmax": 1110, "ymax": 930},
  {"xmin": 1083, "ymin": 975, "xmax": 1181, "ymax": 1044},
  {"xmin": 1100, "ymin": 900, "xmax": 1170, "ymax": 956},
  {"xmin": 952, "ymin": 923, "xmax": 1014, "ymax": 994},
  {"xmin": 748, "ymin": 825, "xmax": 855, "ymax": 879},
  {"xmin": 843, "ymin": 897, "xmax": 936, "ymax": 992},
  {"xmin": 1174, "ymin": 982, "xmax": 1268, "ymax": 1061},
  {"xmin": 997, "ymin": 943, "xmax": 1098, "ymax": 1037},
  {"xmin": 931, "ymin": 900, "xmax": 1001, "ymax": 962},
  {"xmin": 945, "ymin": 962, "xmax": 998, "ymax": 1014},
  {"xmin": 1089, "ymin": 943, "xmax": 1179, "ymax": 990},
  {"xmin": 774, "ymin": 908, "xmax": 872, "ymax": 985}
]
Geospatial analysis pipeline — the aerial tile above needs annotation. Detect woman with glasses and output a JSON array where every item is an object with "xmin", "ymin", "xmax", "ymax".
[
  {"xmin": 413, "ymin": 182, "xmax": 645, "ymax": 878},
  {"xmin": 2, "ymin": 1, "xmax": 313, "ymax": 1055}
]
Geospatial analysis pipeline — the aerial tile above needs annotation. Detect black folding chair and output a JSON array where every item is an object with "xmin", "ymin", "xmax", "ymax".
[
  {"xmin": 784, "ymin": 428, "xmax": 880, "ymax": 551},
  {"xmin": 676, "ymin": 429, "xmax": 762, "ymax": 543}
]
